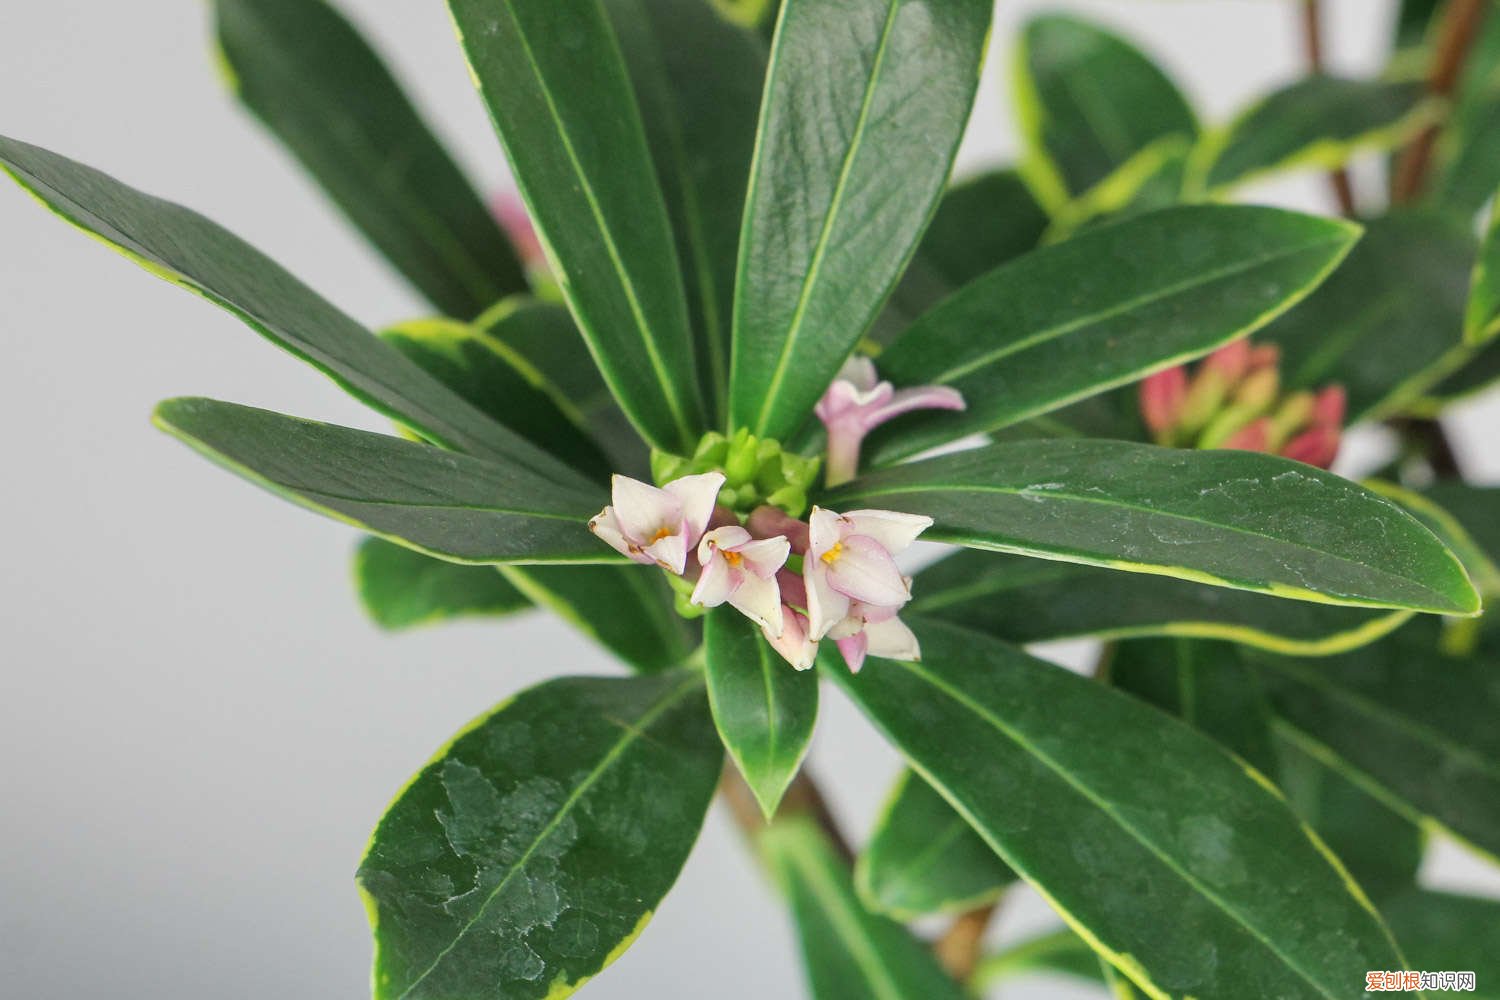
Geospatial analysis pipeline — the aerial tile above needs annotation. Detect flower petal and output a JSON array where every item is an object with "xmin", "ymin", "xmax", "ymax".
[
  {"xmin": 611, "ymin": 474, "xmax": 680, "ymax": 543},
  {"xmin": 863, "ymin": 384, "xmax": 966, "ymax": 430},
  {"xmin": 835, "ymin": 631, "xmax": 868, "ymax": 673},
  {"xmin": 697, "ymin": 524, "xmax": 752, "ymax": 565},
  {"xmin": 825, "ymin": 534, "xmax": 910, "ymax": 606},
  {"xmin": 841, "ymin": 509, "xmax": 933, "ymax": 554},
  {"xmin": 691, "ymin": 552, "xmax": 736, "ymax": 608},
  {"xmin": 808, "ymin": 506, "xmax": 846, "ymax": 559},
  {"xmin": 804, "ymin": 560, "xmax": 852, "ymax": 641},
  {"xmin": 643, "ymin": 532, "xmax": 689, "ymax": 575},
  {"xmin": 729, "ymin": 571, "xmax": 783, "ymax": 635},
  {"xmin": 737, "ymin": 535, "xmax": 792, "ymax": 578},
  {"xmin": 864, "ymin": 615, "xmax": 920, "ymax": 661},
  {"xmin": 664, "ymin": 472, "xmax": 727, "ymax": 546},
  {"xmin": 589, "ymin": 507, "xmax": 653, "ymax": 565},
  {"xmin": 764, "ymin": 607, "xmax": 817, "ymax": 671}
]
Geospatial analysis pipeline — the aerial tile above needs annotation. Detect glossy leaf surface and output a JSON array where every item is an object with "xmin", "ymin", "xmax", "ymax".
[
  {"xmin": 1016, "ymin": 14, "xmax": 1196, "ymax": 207},
  {"xmin": 830, "ymin": 618, "xmax": 1406, "ymax": 999},
  {"xmin": 763, "ymin": 816, "xmax": 969, "ymax": 1000},
  {"xmin": 730, "ymin": 0, "xmax": 991, "ymax": 439},
  {"xmin": 0, "ymin": 136, "xmax": 587, "ymax": 482},
  {"xmin": 865, "ymin": 206, "xmax": 1359, "ymax": 463},
  {"xmin": 215, "ymin": 0, "xmax": 526, "ymax": 318},
  {"xmin": 704, "ymin": 608, "xmax": 818, "ymax": 818},
  {"xmin": 1258, "ymin": 211, "xmax": 1476, "ymax": 422},
  {"xmin": 355, "ymin": 537, "xmax": 530, "ymax": 630},
  {"xmin": 449, "ymin": 0, "xmax": 705, "ymax": 451},
  {"xmin": 1367, "ymin": 480, "xmax": 1500, "ymax": 597},
  {"xmin": 1383, "ymin": 890, "xmax": 1500, "ymax": 996},
  {"xmin": 381, "ymin": 316, "xmax": 608, "ymax": 477},
  {"xmin": 154, "ymin": 398, "xmax": 608, "ymax": 564},
  {"xmin": 857, "ymin": 769, "xmax": 1015, "ymax": 919},
  {"xmin": 358, "ymin": 671, "xmax": 721, "ymax": 1000},
  {"xmin": 912, "ymin": 550, "xmax": 1409, "ymax": 656},
  {"xmin": 607, "ymin": 0, "xmax": 766, "ymax": 423},
  {"xmin": 502, "ymin": 565, "xmax": 695, "ymax": 674},
  {"xmin": 830, "ymin": 439, "xmax": 1480, "ymax": 615},
  {"xmin": 1197, "ymin": 76, "xmax": 1432, "ymax": 194},
  {"xmin": 1256, "ymin": 619, "xmax": 1500, "ymax": 861}
]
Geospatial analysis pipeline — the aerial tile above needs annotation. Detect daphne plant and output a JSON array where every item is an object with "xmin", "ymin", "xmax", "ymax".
[{"xmin": 5, "ymin": 0, "xmax": 1500, "ymax": 997}]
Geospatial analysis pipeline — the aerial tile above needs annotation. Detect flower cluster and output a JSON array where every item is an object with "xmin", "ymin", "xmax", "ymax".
[
  {"xmin": 1139, "ymin": 339, "xmax": 1346, "ymax": 469},
  {"xmin": 816, "ymin": 356, "xmax": 965, "ymax": 487}
]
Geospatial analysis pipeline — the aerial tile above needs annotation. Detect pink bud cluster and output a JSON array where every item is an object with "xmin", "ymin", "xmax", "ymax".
[
  {"xmin": 1139, "ymin": 339, "xmax": 1346, "ymax": 469},
  {"xmin": 589, "ymin": 473, "xmax": 929, "ymax": 672}
]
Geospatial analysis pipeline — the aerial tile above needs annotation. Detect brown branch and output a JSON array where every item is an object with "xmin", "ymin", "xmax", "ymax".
[
  {"xmin": 719, "ymin": 763, "xmax": 854, "ymax": 865},
  {"xmin": 1392, "ymin": 0, "xmax": 1490, "ymax": 204},
  {"xmin": 1300, "ymin": 0, "xmax": 1357, "ymax": 216}
]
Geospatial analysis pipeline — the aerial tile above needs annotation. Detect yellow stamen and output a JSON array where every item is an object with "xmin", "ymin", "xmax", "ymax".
[
  {"xmin": 650, "ymin": 527, "xmax": 673, "ymax": 543},
  {"xmin": 723, "ymin": 550, "xmax": 744, "ymax": 567},
  {"xmin": 820, "ymin": 542, "xmax": 844, "ymax": 565}
]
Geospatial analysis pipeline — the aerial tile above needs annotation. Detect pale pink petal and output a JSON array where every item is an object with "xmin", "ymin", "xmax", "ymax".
[
  {"xmin": 825, "ymin": 534, "xmax": 910, "ymax": 606},
  {"xmin": 728, "ymin": 571, "xmax": 783, "ymax": 634},
  {"xmin": 852, "ymin": 599, "xmax": 901, "ymax": 625},
  {"xmin": 804, "ymin": 560, "xmax": 852, "ymax": 641},
  {"xmin": 643, "ymin": 533, "xmax": 689, "ymax": 575},
  {"xmin": 826, "ymin": 613, "xmax": 865, "ymax": 640},
  {"xmin": 864, "ymin": 615, "xmax": 920, "ymax": 661},
  {"xmin": 737, "ymin": 535, "xmax": 792, "ymax": 578},
  {"xmin": 807, "ymin": 506, "xmax": 846, "ymax": 559},
  {"xmin": 611, "ymin": 475, "xmax": 680, "ymax": 543},
  {"xmin": 863, "ymin": 385, "xmax": 966, "ymax": 430},
  {"xmin": 697, "ymin": 525, "xmax": 752, "ymax": 566},
  {"xmin": 690, "ymin": 553, "xmax": 736, "ymax": 608},
  {"xmin": 664, "ymin": 472, "xmax": 727, "ymax": 546},
  {"xmin": 835, "ymin": 631, "xmax": 869, "ymax": 673},
  {"xmin": 764, "ymin": 607, "xmax": 817, "ymax": 671},
  {"xmin": 841, "ymin": 510, "xmax": 933, "ymax": 554},
  {"xmin": 588, "ymin": 507, "xmax": 653, "ymax": 565}
]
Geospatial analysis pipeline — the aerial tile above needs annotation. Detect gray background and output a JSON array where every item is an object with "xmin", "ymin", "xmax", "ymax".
[{"xmin": 2, "ymin": 1, "xmax": 1498, "ymax": 997}]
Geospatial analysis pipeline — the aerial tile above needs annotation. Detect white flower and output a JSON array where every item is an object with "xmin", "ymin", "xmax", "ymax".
[
  {"xmin": 690, "ymin": 526, "xmax": 791, "ymax": 634},
  {"xmin": 804, "ymin": 506, "xmax": 932, "ymax": 641},
  {"xmin": 588, "ymin": 472, "xmax": 725, "ymax": 575}
]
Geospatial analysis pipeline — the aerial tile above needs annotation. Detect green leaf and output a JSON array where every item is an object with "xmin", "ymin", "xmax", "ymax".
[
  {"xmin": 912, "ymin": 549, "xmax": 1411, "ymax": 657},
  {"xmin": 1255, "ymin": 618, "xmax": 1500, "ymax": 863},
  {"xmin": 1274, "ymin": 736, "xmax": 1422, "ymax": 905},
  {"xmin": 1419, "ymin": 335, "xmax": 1500, "ymax": 409},
  {"xmin": 762, "ymin": 815, "xmax": 969, "ymax": 1000},
  {"xmin": 829, "ymin": 439, "xmax": 1480, "ymax": 616},
  {"xmin": 1109, "ymin": 639, "xmax": 1277, "ymax": 773},
  {"xmin": 1383, "ymin": 889, "xmax": 1500, "ymax": 996},
  {"xmin": 1467, "ymin": 197, "xmax": 1500, "ymax": 345},
  {"xmin": 213, "ymin": 0, "xmax": 526, "ymax": 319},
  {"xmin": 1259, "ymin": 210, "xmax": 1477, "ymax": 423},
  {"xmin": 1193, "ymin": 76, "xmax": 1434, "ymax": 196},
  {"xmin": 476, "ymin": 298, "xmax": 651, "ymax": 479},
  {"xmin": 864, "ymin": 206, "xmax": 1360, "ymax": 464},
  {"xmin": 0, "ymin": 135, "xmax": 589, "ymax": 486},
  {"xmin": 973, "ymin": 928, "xmax": 1106, "ymax": 990},
  {"xmin": 828, "ymin": 617, "xmax": 1406, "ymax": 999},
  {"xmin": 606, "ymin": 0, "xmax": 766, "ymax": 425},
  {"xmin": 1429, "ymin": 14, "xmax": 1500, "ymax": 216},
  {"xmin": 1419, "ymin": 482, "xmax": 1500, "ymax": 571},
  {"xmin": 1015, "ymin": 14, "xmax": 1197, "ymax": 209},
  {"xmin": 502, "ymin": 565, "xmax": 696, "ymax": 673},
  {"xmin": 380, "ymin": 316, "xmax": 609, "ymax": 478},
  {"xmin": 153, "ymin": 397, "xmax": 608, "ymax": 565},
  {"xmin": 856, "ymin": 769, "xmax": 1015, "ymax": 919},
  {"xmin": 448, "ymin": 0, "xmax": 706, "ymax": 452},
  {"xmin": 703, "ymin": 608, "xmax": 818, "ymax": 818},
  {"xmin": 866, "ymin": 169, "xmax": 1049, "ymax": 349},
  {"xmin": 1365, "ymin": 479, "xmax": 1500, "ymax": 597},
  {"xmin": 730, "ymin": 0, "xmax": 992, "ymax": 439},
  {"xmin": 355, "ymin": 537, "xmax": 531, "ymax": 630},
  {"xmin": 1046, "ymin": 133, "xmax": 1191, "ymax": 240},
  {"xmin": 358, "ymin": 670, "xmax": 721, "ymax": 1000}
]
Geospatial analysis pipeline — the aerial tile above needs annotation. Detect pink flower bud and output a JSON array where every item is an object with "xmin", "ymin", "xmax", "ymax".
[
  {"xmin": 815, "ymin": 357, "xmax": 965, "ymax": 487},
  {"xmin": 1139, "ymin": 366, "xmax": 1189, "ymax": 438},
  {"xmin": 1280, "ymin": 425, "xmax": 1341, "ymax": 469},
  {"xmin": 1222, "ymin": 417, "xmax": 1272, "ymax": 454}
]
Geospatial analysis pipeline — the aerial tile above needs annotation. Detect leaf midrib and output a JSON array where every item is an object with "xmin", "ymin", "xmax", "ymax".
[
  {"xmin": 916, "ymin": 231, "xmax": 1349, "ymax": 387},
  {"xmin": 837, "ymin": 478, "xmax": 1456, "ymax": 610},
  {"xmin": 748, "ymin": 0, "xmax": 904, "ymax": 435},
  {"xmin": 394, "ymin": 674, "xmax": 702, "ymax": 999},
  {"xmin": 886, "ymin": 654, "xmax": 1342, "ymax": 998}
]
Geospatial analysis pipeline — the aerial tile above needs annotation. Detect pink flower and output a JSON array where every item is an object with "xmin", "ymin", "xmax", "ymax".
[
  {"xmin": 804, "ymin": 507, "xmax": 931, "ymax": 642},
  {"xmin": 834, "ymin": 611, "xmax": 921, "ymax": 674},
  {"xmin": 691, "ymin": 526, "xmax": 791, "ymax": 634},
  {"xmin": 815, "ymin": 357, "xmax": 965, "ymax": 486},
  {"xmin": 588, "ymin": 472, "xmax": 725, "ymax": 574},
  {"xmin": 764, "ymin": 604, "xmax": 818, "ymax": 671}
]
